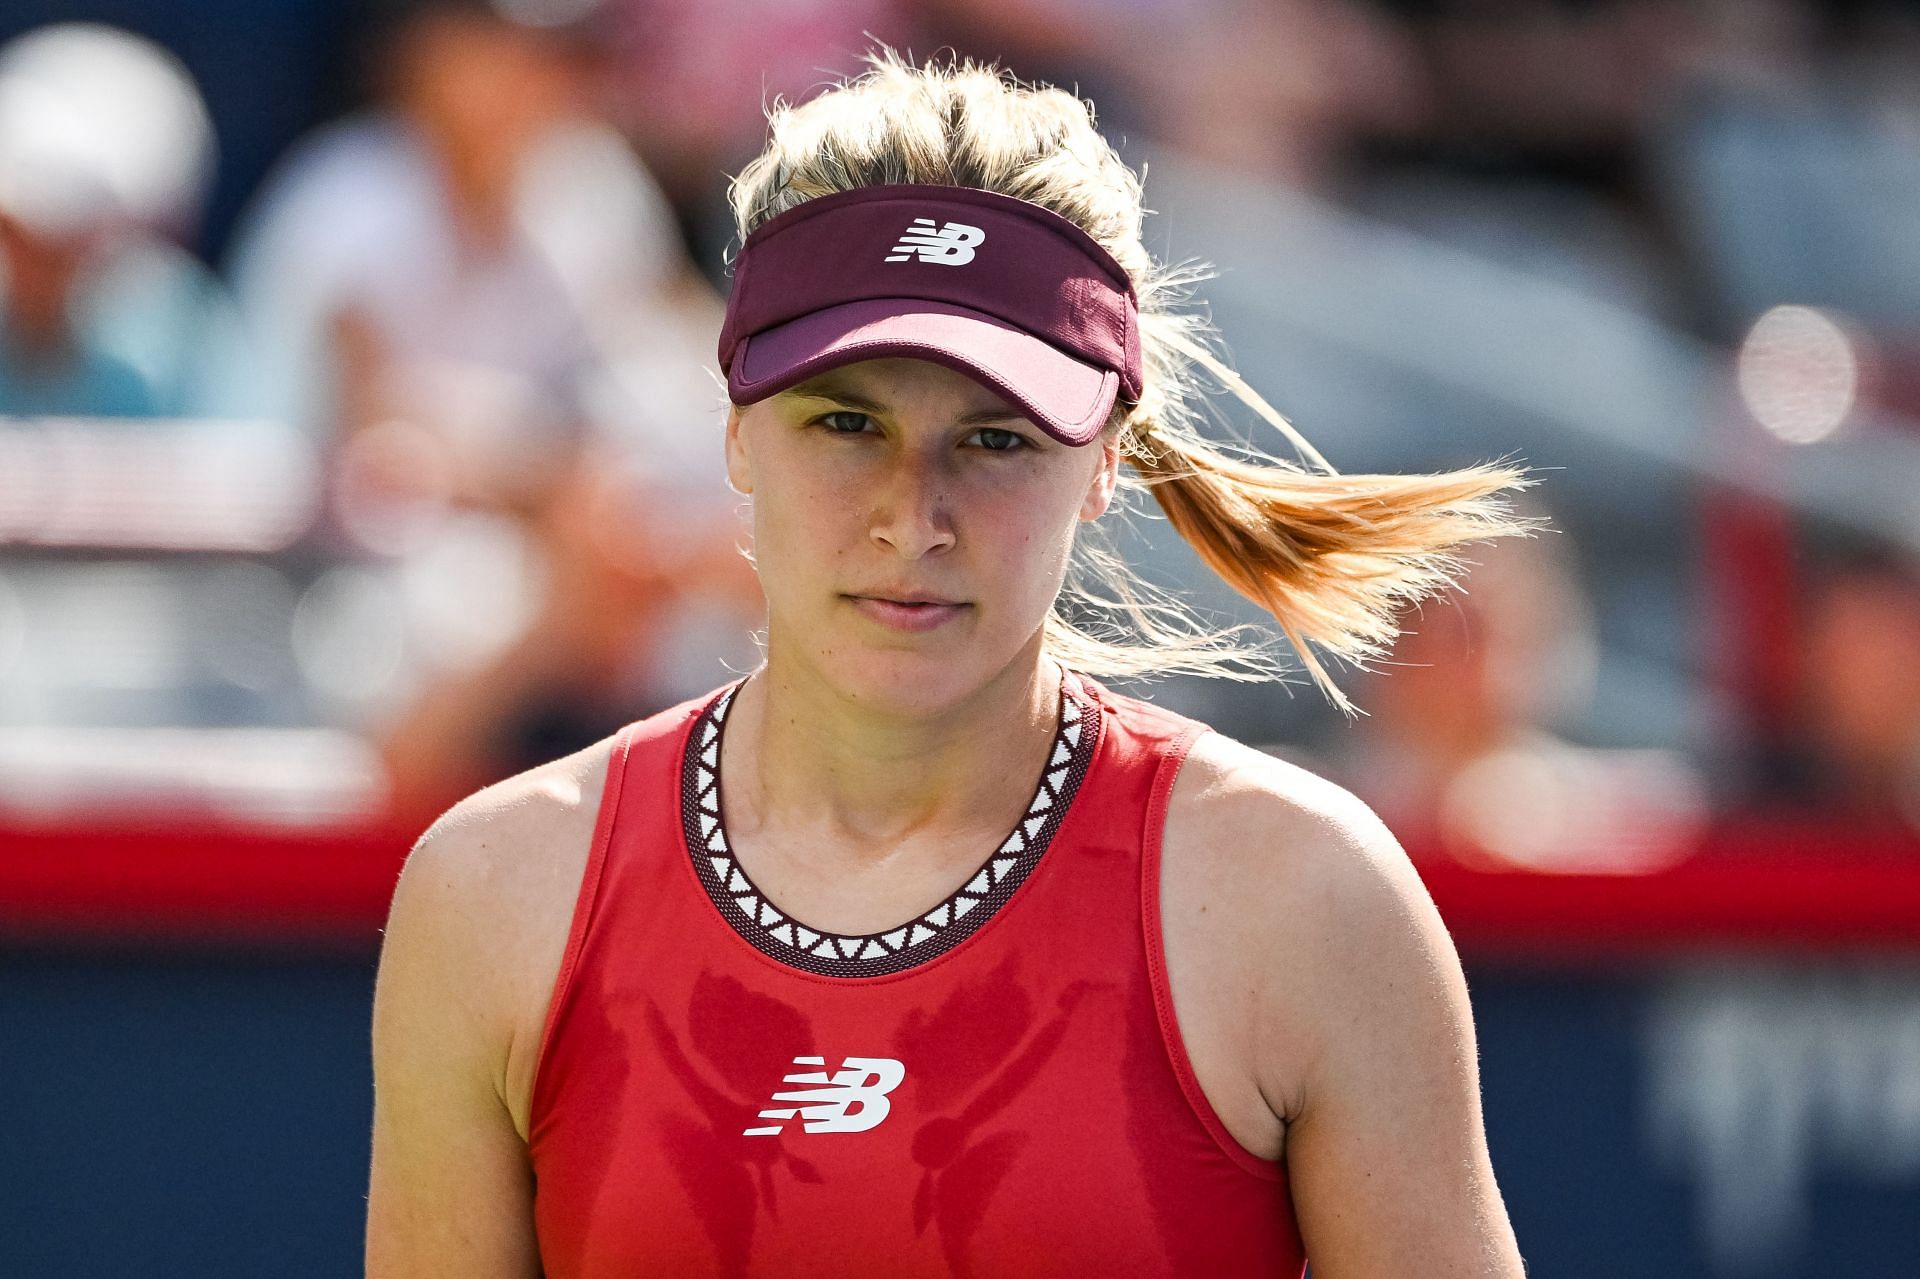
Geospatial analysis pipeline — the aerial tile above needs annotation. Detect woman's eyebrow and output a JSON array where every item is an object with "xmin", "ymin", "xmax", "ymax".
[
  {"xmin": 955, "ymin": 406, "xmax": 1028, "ymax": 426},
  {"xmin": 786, "ymin": 380, "xmax": 888, "ymax": 413},
  {"xmin": 785, "ymin": 379, "xmax": 1025, "ymax": 426}
]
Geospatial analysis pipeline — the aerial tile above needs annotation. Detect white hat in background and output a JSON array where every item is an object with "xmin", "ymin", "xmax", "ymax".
[{"xmin": 0, "ymin": 23, "xmax": 214, "ymax": 237}]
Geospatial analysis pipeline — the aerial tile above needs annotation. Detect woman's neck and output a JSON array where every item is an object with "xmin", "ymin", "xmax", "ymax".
[{"xmin": 724, "ymin": 643, "xmax": 1062, "ymax": 871}]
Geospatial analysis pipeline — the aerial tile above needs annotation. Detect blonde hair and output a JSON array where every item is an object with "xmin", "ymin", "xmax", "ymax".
[{"xmin": 728, "ymin": 49, "xmax": 1535, "ymax": 713}]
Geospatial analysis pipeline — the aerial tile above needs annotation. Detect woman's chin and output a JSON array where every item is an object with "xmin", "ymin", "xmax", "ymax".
[
  {"xmin": 841, "ymin": 654, "xmax": 993, "ymax": 718},
  {"xmin": 788, "ymin": 634, "xmax": 1034, "ymax": 720}
]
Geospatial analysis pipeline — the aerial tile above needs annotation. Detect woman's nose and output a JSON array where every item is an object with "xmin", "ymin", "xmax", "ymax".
[{"xmin": 867, "ymin": 455, "xmax": 955, "ymax": 559}]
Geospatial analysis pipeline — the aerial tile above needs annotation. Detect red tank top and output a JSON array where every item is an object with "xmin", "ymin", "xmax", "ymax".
[{"xmin": 528, "ymin": 669, "xmax": 1307, "ymax": 1277}]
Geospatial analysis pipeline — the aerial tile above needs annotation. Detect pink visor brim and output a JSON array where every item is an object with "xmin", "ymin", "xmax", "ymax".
[{"xmin": 727, "ymin": 298, "xmax": 1120, "ymax": 446}]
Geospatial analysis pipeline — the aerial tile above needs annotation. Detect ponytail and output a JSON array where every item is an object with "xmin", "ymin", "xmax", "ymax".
[
  {"xmin": 1034, "ymin": 257, "xmax": 1536, "ymax": 711},
  {"xmin": 1120, "ymin": 428, "xmax": 1531, "ymax": 714}
]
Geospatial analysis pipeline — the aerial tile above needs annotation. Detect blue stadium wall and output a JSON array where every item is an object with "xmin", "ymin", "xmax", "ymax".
[{"xmin": 3, "ymin": 946, "xmax": 1916, "ymax": 1278}]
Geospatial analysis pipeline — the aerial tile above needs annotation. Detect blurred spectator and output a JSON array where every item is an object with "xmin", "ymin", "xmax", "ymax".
[
  {"xmin": 1336, "ymin": 523, "xmax": 1706, "ymax": 870},
  {"xmin": 229, "ymin": 0, "xmax": 711, "ymax": 521},
  {"xmin": 1349, "ymin": 0, "xmax": 1732, "ymax": 324},
  {"xmin": 0, "ymin": 24, "xmax": 311, "ymax": 802},
  {"xmin": 1141, "ymin": 0, "xmax": 1429, "ymax": 191},
  {"xmin": 1395, "ymin": 0, "xmax": 1719, "ymax": 166},
  {"xmin": 227, "ymin": 0, "xmax": 758, "ymax": 816},
  {"xmin": 1653, "ymin": 0, "xmax": 1920, "ymax": 340},
  {"xmin": 370, "ymin": 455, "xmax": 760, "ymax": 817},
  {"xmin": 1646, "ymin": 1, "xmax": 1920, "ymax": 835},
  {"xmin": 1094, "ymin": 6, "xmax": 1706, "ymax": 758},
  {"xmin": 602, "ymin": 0, "xmax": 914, "ymax": 268},
  {"xmin": 915, "ymin": 0, "xmax": 1427, "ymax": 193},
  {"xmin": 1771, "ymin": 550, "xmax": 1920, "ymax": 834},
  {"xmin": 0, "ymin": 24, "xmax": 261, "ymax": 419}
]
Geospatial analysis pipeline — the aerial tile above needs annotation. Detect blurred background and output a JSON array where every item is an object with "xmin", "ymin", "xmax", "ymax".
[{"xmin": 1, "ymin": 0, "xmax": 1917, "ymax": 1275}]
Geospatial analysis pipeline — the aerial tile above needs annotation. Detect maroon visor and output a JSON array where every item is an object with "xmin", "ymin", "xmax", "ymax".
[{"xmin": 717, "ymin": 184, "xmax": 1142, "ymax": 446}]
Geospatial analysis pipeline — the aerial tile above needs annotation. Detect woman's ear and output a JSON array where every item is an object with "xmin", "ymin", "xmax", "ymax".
[
  {"xmin": 1079, "ymin": 435, "xmax": 1121, "ymax": 522},
  {"xmin": 724, "ymin": 404, "xmax": 753, "ymax": 495}
]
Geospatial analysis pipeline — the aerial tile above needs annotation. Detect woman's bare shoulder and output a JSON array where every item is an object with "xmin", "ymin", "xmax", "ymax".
[
  {"xmin": 1163, "ymin": 730, "xmax": 1455, "ymax": 1107},
  {"xmin": 1166, "ymin": 728, "xmax": 1416, "ymax": 901},
  {"xmin": 386, "ymin": 736, "xmax": 624, "ymax": 1133},
  {"xmin": 402, "ymin": 736, "xmax": 619, "ymax": 932}
]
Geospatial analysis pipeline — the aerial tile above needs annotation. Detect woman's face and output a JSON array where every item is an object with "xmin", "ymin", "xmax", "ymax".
[{"xmin": 727, "ymin": 357, "xmax": 1119, "ymax": 715}]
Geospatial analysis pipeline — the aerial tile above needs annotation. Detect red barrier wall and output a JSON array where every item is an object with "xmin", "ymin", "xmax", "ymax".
[{"xmin": 4, "ymin": 816, "xmax": 1917, "ymax": 955}]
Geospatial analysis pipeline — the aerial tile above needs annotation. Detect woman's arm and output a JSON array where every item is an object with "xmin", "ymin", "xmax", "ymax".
[
  {"xmin": 1262, "ymin": 779, "xmax": 1525, "ymax": 1277},
  {"xmin": 366, "ymin": 801, "xmax": 547, "ymax": 1277},
  {"xmin": 1282, "ymin": 787, "xmax": 1520, "ymax": 1267}
]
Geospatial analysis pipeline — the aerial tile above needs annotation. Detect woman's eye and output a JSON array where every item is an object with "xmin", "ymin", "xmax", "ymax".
[
  {"xmin": 972, "ymin": 427, "xmax": 1027, "ymax": 452},
  {"xmin": 818, "ymin": 410, "xmax": 875, "ymax": 434}
]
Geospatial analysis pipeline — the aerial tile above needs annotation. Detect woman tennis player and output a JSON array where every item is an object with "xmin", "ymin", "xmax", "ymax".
[{"xmin": 368, "ymin": 51, "xmax": 1530, "ymax": 1278}]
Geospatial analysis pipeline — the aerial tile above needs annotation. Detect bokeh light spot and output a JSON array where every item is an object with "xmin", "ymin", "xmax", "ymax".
[{"xmin": 1736, "ymin": 305, "xmax": 1858, "ymax": 445}]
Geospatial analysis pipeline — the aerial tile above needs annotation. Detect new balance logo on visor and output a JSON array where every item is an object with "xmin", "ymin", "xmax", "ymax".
[
  {"xmin": 742, "ymin": 1055, "xmax": 907, "ymax": 1136},
  {"xmin": 885, "ymin": 218, "xmax": 985, "ymax": 265}
]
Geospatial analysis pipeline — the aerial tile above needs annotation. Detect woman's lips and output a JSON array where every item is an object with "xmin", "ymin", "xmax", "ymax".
[{"xmin": 846, "ymin": 595, "xmax": 970, "ymax": 633}]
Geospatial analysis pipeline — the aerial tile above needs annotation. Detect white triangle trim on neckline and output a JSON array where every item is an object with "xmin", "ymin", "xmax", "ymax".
[{"xmin": 688, "ymin": 677, "xmax": 1094, "ymax": 971}]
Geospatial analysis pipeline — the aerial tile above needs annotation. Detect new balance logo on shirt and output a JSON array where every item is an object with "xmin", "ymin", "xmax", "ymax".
[
  {"xmin": 743, "ymin": 1056, "xmax": 906, "ymax": 1136},
  {"xmin": 885, "ymin": 218, "xmax": 985, "ymax": 265}
]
